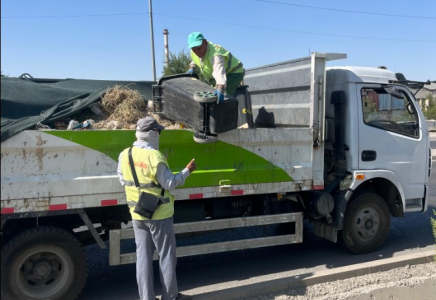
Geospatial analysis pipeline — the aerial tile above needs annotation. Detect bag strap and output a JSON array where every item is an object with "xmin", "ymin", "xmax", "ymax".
[
  {"xmin": 128, "ymin": 147, "xmax": 165, "ymax": 197},
  {"xmin": 128, "ymin": 147, "xmax": 141, "ymax": 189}
]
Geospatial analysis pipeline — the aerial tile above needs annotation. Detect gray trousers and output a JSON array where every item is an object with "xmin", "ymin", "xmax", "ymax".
[{"xmin": 132, "ymin": 218, "xmax": 178, "ymax": 300}]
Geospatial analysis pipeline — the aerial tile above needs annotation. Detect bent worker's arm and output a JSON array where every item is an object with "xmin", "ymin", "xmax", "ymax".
[
  {"xmin": 212, "ymin": 55, "xmax": 227, "ymax": 89},
  {"xmin": 156, "ymin": 159, "xmax": 196, "ymax": 190}
]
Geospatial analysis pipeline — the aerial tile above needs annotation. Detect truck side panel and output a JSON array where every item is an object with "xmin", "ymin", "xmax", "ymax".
[{"xmin": 2, "ymin": 127, "xmax": 317, "ymax": 213}]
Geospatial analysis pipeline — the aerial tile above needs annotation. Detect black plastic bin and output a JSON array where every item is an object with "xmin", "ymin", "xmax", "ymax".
[
  {"xmin": 153, "ymin": 74, "xmax": 239, "ymax": 134},
  {"xmin": 234, "ymin": 85, "xmax": 254, "ymax": 128}
]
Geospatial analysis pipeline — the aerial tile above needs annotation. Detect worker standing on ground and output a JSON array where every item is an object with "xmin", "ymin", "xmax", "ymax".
[
  {"xmin": 117, "ymin": 115, "xmax": 196, "ymax": 300},
  {"xmin": 187, "ymin": 31, "xmax": 244, "ymax": 103}
]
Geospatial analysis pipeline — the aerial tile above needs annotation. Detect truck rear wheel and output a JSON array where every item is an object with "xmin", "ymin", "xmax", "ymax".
[
  {"xmin": 1, "ymin": 226, "xmax": 88, "ymax": 300},
  {"xmin": 342, "ymin": 193, "xmax": 390, "ymax": 254}
]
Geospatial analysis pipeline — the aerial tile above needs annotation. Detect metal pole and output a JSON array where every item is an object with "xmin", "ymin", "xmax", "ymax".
[
  {"xmin": 163, "ymin": 29, "xmax": 169, "ymax": 68},
  {"xmin": 149, "ymin": 0, "xmax": 156, "ymax": 81}
]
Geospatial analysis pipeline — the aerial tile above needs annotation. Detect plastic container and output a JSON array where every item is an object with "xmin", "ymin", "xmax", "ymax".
[
  {"xmin": 234, "ymin": 85, "xmax": 254, "ymax": 128},
  {"xmin": 155, "ymin": 74, "xmax": 239, "ymax": 134}
]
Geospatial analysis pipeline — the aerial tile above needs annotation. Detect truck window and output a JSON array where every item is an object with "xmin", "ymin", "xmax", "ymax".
[{"xmin": 361, "ymin": 88, "xmax": 419, "ymax": 138}]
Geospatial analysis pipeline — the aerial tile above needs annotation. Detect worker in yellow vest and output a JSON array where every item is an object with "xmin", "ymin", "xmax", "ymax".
[
  {"xmin": 117, "ymin": 115, "xmax": 196, "ymax": 300},
  {"xmin": 187, "ymin": 32, "xmax": 244, "ymax": 103}
]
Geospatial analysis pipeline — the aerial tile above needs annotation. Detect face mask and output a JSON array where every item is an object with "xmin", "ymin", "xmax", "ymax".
[
  {"xmin": 135, "ymin": 130, "xmax": 160, "ymax": 150},
  {"xmin": 146, "ymin": 130, "xmax": 160, "ymax": 150}
]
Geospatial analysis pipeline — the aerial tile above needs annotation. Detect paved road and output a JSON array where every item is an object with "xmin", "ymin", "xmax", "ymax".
[{"xmin": 79, "ymin": 145, "xmax": 436, "ymax": 300}]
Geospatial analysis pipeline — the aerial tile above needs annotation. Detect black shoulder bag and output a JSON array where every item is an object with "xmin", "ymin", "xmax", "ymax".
[{"xmin": 128, "ymin": 147, "xmax": 164, "ymax": 219}]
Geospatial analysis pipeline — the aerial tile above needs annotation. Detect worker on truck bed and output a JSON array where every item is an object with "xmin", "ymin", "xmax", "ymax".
[
  {"xmin": 187, "ymin": 31, "xmax": 244, "ymax": 103},
  {"xmin": 117, "ymin": 115, "xmax": 196, "ymax": 300}
]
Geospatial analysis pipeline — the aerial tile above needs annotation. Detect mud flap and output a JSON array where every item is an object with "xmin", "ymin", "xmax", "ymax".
[{"xmin": 314, "ymin": 220, "xmax": 337, "ymax": 243}]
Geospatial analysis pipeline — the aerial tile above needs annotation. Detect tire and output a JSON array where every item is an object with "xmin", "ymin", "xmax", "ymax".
[
  {"xmin": 193, "ymin": 131, "xmax": 218, "ymax": 144},
  {"xmin": 193, "ymin": 91, "xmax": 218, "ymax": 103},
  {"xmin": 342, "ymin": 193, "xmax": 390, "ymax": 254},
  {"xmin": 1, "ymin": 226, "xmax": 88, "ymax": 300}
]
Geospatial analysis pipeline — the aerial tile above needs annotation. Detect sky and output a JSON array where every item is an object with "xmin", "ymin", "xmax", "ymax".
[{"xmin": 1, "ymin": 0, "xmax": 435, "ymax": 82}]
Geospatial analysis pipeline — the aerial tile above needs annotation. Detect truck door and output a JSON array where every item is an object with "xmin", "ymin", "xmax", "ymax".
[{"xmin": 357, "ymin": 84, "xmax": 427, "ymax": 201}]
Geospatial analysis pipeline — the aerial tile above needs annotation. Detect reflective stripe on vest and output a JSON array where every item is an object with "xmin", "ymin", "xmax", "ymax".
[
  {"xmin": 227, "ymin": 53, "xmax": 243, "ymax": 73},
  {"xmin": 127, "ymin": 197, "xmax": 171, "ymax": 208},
  {"xmin": 123, "ymin": 180, "xmax": 159, "ymax": 189}
]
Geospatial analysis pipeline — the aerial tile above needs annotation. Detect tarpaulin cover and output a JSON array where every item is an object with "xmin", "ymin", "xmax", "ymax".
[{"xmin": 1, "ymin": 77, "xmax": 154, "ymax": 142}]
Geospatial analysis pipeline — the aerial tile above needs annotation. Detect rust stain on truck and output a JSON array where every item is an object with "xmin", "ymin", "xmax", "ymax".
[
  {"xmin": 35, "ymin": 148, "xmax": 45, "ymax": 171},
  {"xmin": 34, "ymin": 135, "xmax": 48, "ymax": 171},
  {"xmin": 35, "ymin": 135, "xmax": 48, "ymax": 147}
]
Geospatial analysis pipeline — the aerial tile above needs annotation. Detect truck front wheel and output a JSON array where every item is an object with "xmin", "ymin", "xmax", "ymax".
[
  {"xmin": 1, "ymin": 226, "xmax": 88, "ymax": 300},
  {"xmin": 342, "ymin": 193, "xmax": 390, "ymax": 254}
]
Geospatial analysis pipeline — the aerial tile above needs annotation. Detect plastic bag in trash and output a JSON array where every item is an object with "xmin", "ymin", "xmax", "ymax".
[
  {"xmin": 67, "ymin": 119, "xmax": 95, "ymax": 130},
  {"xmin": 67, "ymin": 120, "xmax": 80, "ymax": 130},
  {"xmin": 35, "ymin": 122, "xmax": 50, "ymax": 129}
]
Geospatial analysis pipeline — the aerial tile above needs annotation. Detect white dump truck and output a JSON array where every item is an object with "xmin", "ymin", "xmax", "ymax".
[{"xmin": 1, "ymin": 53, "xmax": 431, "ymax": 300}]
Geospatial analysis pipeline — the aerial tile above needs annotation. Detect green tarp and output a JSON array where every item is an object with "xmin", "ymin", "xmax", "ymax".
[{"xmin": 1, "ymin": 77, "xmax": 154, "ymax": 142}]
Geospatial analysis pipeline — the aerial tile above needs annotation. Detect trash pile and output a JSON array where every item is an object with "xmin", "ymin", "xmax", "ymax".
[
  {"xmin": 94, "ymin": 85, "xmax": 151, "ymax": 129},
  {"xmin": 54, "ymin": 85, "xmax": 180, "ymax": 131}
]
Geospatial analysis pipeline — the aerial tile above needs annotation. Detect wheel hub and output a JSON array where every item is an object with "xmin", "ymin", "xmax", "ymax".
[
  {"xmin": 23, "ymin": 253, "xmax": 60, "ymax": 285},
  {"xmin": 32, "ymin": 259, "xmax": 52, "ymax": 280},
  {"xmin": 354, "ymin": 208, "xmax": 380, "ymax": 240},
  {"xmin": 364, "ymin": 218, "xmax": 374, "ymax": 230}
]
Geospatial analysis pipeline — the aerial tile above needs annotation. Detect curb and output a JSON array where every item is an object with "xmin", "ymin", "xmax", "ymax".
[{"xmin": 192, "ymin": 250, "xmax": 435, "ymax": 300}]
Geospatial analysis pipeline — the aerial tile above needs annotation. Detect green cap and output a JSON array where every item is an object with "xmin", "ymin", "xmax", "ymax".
[{"xmin": 188, "ymin": 32, "xmax": 204, "ymax": 48}]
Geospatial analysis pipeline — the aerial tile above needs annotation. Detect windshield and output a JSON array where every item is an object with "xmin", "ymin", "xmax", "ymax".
[{"xmin": 361, "ymin": 87, "xmax": 419, "ymax": 138}]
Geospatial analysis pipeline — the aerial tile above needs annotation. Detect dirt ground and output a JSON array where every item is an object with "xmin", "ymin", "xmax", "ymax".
[{"xmin": 244, "ymin": 261, "xmax": 436, "ymax": 300}]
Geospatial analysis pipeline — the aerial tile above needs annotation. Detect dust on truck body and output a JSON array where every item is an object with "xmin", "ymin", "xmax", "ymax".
[{"xmin": 1, "ymin": 52, "xmax": 430, "ymax": 300}]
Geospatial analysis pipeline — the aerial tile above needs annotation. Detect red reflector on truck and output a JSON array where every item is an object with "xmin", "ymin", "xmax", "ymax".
[
  {"xmin": 313, "ymin": 185, "xmax": 324, "ymax": 190},
  {"xmin": 231, "ymin": 190, "xmax": 244, "ymax": 195},
  {"xmin": 1, "ymin": 207, "xmax": 15, "ymax": 214},
  {"xmin": 101, "ymin": 199, "xmax": 118, "ymax": 206},
  {"xmin": 189, "ymin": 193, "xmax": 203, "ymax": 199},
  {"xmin": 49, "ymin": 204, "xmax": 68, "ymax": 211}
]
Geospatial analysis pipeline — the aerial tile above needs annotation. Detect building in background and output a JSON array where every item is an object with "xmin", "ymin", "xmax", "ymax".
[{"xmin": 410, "ymin": 82, "xmax": 436, "ymax": 111}]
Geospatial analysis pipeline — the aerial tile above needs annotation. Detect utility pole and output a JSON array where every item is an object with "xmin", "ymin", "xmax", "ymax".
[
  {"xmin": 163, "ymin": 29, "xmax": 169, "ymax": 68},
  {"xmin": 149, "ymin": 0, "xmax": 156, "ymax": 81}
]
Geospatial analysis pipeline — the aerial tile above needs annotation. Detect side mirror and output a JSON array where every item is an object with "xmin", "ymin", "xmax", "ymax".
[{"xmin": 384, "ymin": 86, "xmax": 404, "ymax": 99}]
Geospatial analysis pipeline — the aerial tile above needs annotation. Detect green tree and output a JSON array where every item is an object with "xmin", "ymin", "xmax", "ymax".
[
  {"xmin": 161, "ymin": 49, "xmax": 215, "ymax": 87},
  {"xmin": 423, "ymin": 94, "xmax": 436, "ymax": 120},
  {"xmin": 432, "ymin": 210, "xmax": 436, "ymax": 260}
]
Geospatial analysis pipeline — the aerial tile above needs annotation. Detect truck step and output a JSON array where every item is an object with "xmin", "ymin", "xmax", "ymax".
[
  {"xmin": 109, "ymin": 212, "xmax": 303, "ymax": 266},
  {"xmin": 404, "ymin": 198, "xmax": 424, "ymax": 212}
]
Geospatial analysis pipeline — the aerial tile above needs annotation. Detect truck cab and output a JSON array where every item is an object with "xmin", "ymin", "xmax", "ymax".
[{"xmin": 322, "ymin": 66, "xmax": 430, "ymax": 253}]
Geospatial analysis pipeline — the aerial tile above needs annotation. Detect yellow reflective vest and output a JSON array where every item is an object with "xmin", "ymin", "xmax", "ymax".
[
  {"xmin": 191, "ymin": 40, "xmax": 243, "ymax": 80},
  {"xmin": 120, "ymin": 147, "xmax": 174, "ymax": 220}
]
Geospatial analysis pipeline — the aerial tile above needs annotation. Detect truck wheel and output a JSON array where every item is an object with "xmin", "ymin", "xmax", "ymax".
[
  {"xmin": 1, "ymin": 226, "xmax": 88, "ymax": 300},
  {"xmin": 342, "ymin": 193, "xmax": 390, "ymax": 254}
]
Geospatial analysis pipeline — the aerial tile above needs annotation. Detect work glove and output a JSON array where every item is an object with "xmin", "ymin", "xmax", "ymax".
[
  {"xmin": 214, "ymin": 89, "xmax": 225, "ymax": 104},
  {"xmin": 214, "ymin": 86, "xmax": 225, "ymax": 104}
]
